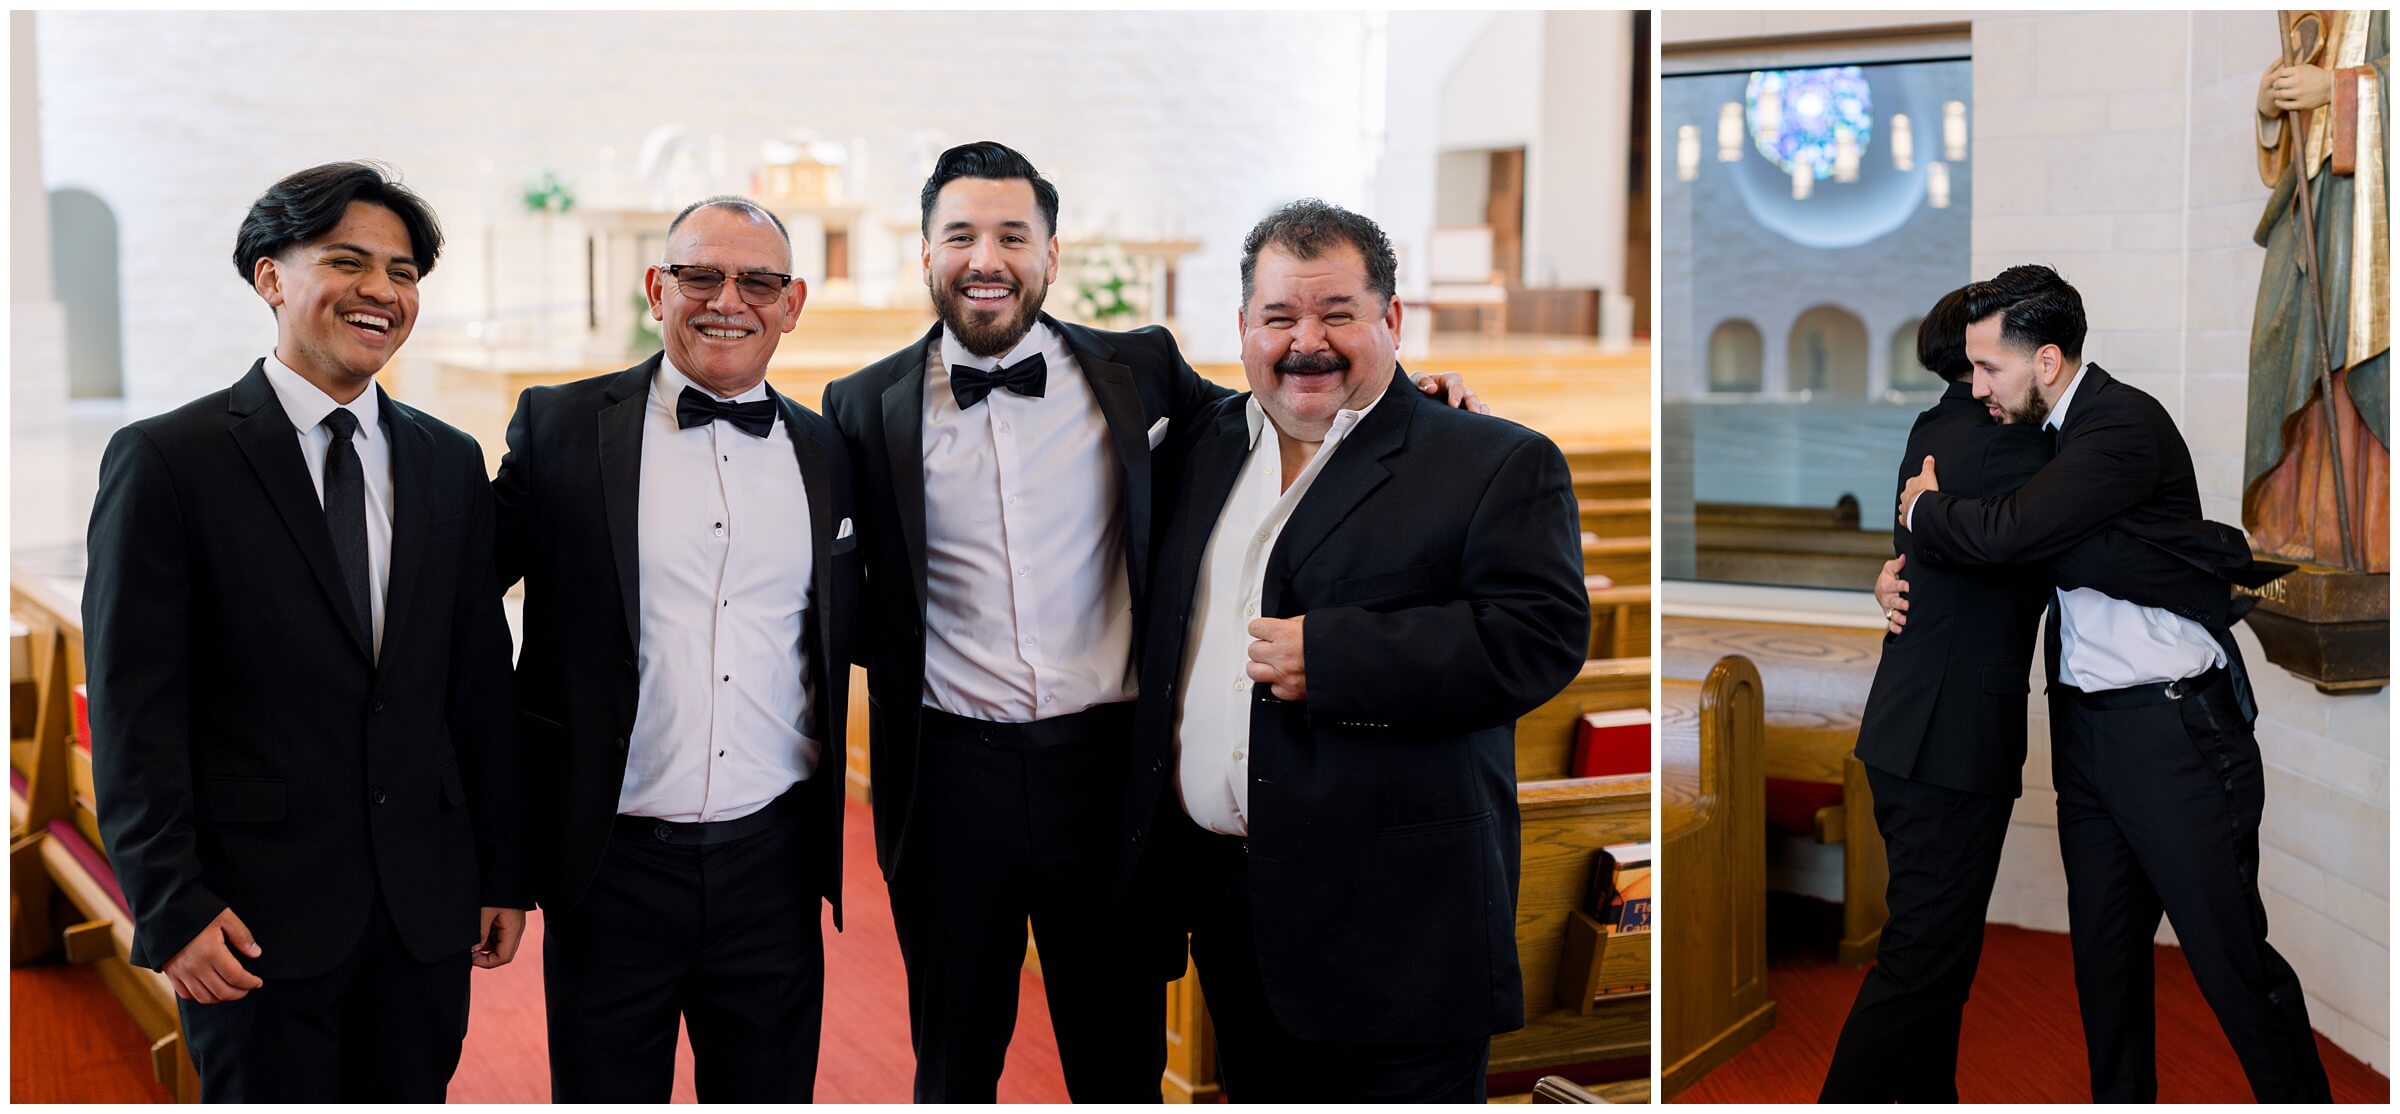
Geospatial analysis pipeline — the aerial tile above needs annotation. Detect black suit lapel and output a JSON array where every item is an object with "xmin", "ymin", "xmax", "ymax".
[
  {"xmin": 1264, "ymin": 371, "xmax": 1415, "ymax": 607},
  {"xmin": 1056, "ymin": 318, "xmax": 1155, "ymax": 608},
  {"xmin": 598, "ymin": 357, "xmax": 657, "ymax": 653},
  {"xmin": 377, "ymin": 393, "xmax": 435, "ymax": 664},
  {"xmin": 225, "ymin": 361, "xmax": 374, "ymax": 661},
  {"xmin": 880, "ymin": 327, "xmax": 938, "ymax": 598},
  {"xmin": 780, "ymin": 392, "xmax": 837, "ymax": 703}
]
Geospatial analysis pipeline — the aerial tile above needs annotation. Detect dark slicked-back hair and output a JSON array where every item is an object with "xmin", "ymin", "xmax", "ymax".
[
  {"xmin": 233, "ymin": 161, "xmax": 443, "ymax": 281},
  {"xmin": 1238, "ymin": 199, "xmax": 1399, "ymax": 310},
  {"xmin": 663, "ymin": 195, "xmax": 793, "ymax": 262},
  {"xmin": 918, "ymin": 141, "xmax": 1060, "ymax": 238},
  {"xmin": 1963, "ymin": 264, "xmax": 2086, "ymax": 362},
  {"xmin": 1916, "ymin": 285, "xmax": 1974, "ymax": 383}
]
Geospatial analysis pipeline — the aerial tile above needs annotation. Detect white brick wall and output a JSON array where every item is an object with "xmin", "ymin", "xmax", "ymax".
[{"xmin": 32, "ymin": 10, "xmax": 1376, "ymax": 399}]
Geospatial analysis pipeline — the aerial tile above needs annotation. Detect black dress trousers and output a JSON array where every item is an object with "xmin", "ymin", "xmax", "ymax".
[
  {"xmin": 543, "ymin": 794, "xmax": 824, "ymax": 1102},
  {"xmin": 2050, "ymin": 670, "xmax": 2331, "ymax": 1103},
  {"xmin": 888, "ymin": 701, "xmax": 1167, "ymax": 1103},
  {"xmin": 1819, "ymin": 765, "xmax": 2016, "ymax": 1102},
  {"xmin": 177, "ymin": 888, "xmax": 470, "ymax": 1102}
]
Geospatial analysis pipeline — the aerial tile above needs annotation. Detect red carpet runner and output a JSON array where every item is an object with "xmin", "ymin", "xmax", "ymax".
[
  {"xmin": 1672, "ymin": 913, "xmax": 2389, "ymax": 1103},
  {"xmin": 10, "ymin": 804, "xmax": 1070, "ymax": 1102}
]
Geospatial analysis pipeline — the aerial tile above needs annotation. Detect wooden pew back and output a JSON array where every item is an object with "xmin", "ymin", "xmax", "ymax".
[
  {"xmin": 1659, "ymin": 658, "xmax": 1775, "ymax": 1099},
  {"xmin": 1489, "ymin": 774, "xmax": 1652, "ymax": 1079},
  {"xmin": 1587, "ymin": 582, "xmax": 1650, "ymax": 661}
]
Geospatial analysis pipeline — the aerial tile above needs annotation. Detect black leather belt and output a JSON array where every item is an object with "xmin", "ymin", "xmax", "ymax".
[
  {"xmin": 919, "ymin": 700, "xmax": 1134, "ymax": 751},
  {"xmin": 614, "ymin": 787, "xmax": 798, "ymax": 847},
  {"xmin": 2062, "ymin": 665, "xmax": 2227, "ymax": 711}
]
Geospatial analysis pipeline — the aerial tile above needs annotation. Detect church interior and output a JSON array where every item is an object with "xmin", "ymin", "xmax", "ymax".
[
  {"xmin": 1656, "ymin": 10, "xmax": 2387, "ymax": 1103},
  {"xmin": 8, "ymin": 10, "xmax": 1656, "ymax": 1102}
]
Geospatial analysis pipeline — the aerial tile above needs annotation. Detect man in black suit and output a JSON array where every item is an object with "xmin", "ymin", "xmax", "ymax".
[
  {"xmin": 823, "ymin": 143, "xmax": 1482, "ymax": 1101},
  {"xmin": 1822, "ymin": 288, "xmax": 2232, "ymax": 1102},
  {"xmin": 85, "ymin": 162, "xmax": 524, "ymax": 1101},
  {"xmin": 492, "ymin": 196, "xmax": 856, "ymax": 1101},
  {"xmin": 1899, "ymin": 265, "xmax": 2330, "ymax": 1102},
  {"xmin": 1120, "ymin": 200, "xmax": 1588, "ymax": 1102}
]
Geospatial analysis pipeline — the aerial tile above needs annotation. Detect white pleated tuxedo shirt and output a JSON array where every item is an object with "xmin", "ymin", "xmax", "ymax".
[
  {"xmin": 919, "ymin": 321, "xmax": 1137, "ymax": 723},
  {"xmin": 619, "ymin": 359, "xmax": 820, "ymax": 822}
]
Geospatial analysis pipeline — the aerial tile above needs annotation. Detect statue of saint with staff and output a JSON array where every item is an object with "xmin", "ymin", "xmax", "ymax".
[{"xmin": 2246, "ymin": 9, "xmax": 2388, "ymax": 573}]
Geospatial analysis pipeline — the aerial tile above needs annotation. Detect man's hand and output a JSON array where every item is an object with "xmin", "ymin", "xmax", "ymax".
[
  {"xmin": 472, "ymin": 907, "xmax": 527, "ymax": 969},
  {"xmin": 1245, "ymin": 616, "xmax": 1307, "ymax": 701},
  {"xmin": 1412, "ymin": 371, "xmax": 1492, "ymax": 416},
  {"xmin": 1898, "ymin": 455, "xmax": 1940, "ymax": 525},
  {"xmin": 2262, "ymin": 63, "xmax": 2334, "ymax": 114},
  {"xmin": 165, "ymin": 907, "xmax": 264, "ymax": 1004},
  {"xmin": 1876, "ymin": 554, "xmax": 1911, "ymax": 634}
]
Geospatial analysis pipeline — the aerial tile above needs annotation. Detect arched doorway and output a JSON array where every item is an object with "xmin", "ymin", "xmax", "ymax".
[
  {"xmin": 1707, "ymin": 318, "xmax": 1764, "ymax": 392},
  {"xmin": 1787, "ymin": 305, "xmax": 1867, "ymax": 396},
  {"xmin": 1889, "ymin": 316, "xmax": 1946, "ymax": 391},
  {"xmin": 49, "ymin": 187, "xmax": 124, "ymax": 399}
]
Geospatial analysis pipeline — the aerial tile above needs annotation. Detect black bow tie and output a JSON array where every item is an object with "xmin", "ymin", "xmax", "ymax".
[
  {"xmin": 677, "ymin": 386, "xmax": 777, "ymax": 437},
  {"xmin": 949, "ymin": 353, "xmax": 1048, "ymax": 410}
]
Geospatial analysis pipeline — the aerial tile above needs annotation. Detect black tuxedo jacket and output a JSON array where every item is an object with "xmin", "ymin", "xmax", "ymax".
[
  {"xmin": 1911, "ymin": 364, "xmax": 2268, "ymax": 718},
  {"xmin": 492, "ymin": 355, "xmax": 856, "ymax": 922},
  {"xmin": 1125, "ymin": 369, "xmax": 1589, "ymax": 1045},
  {"xmin": 85, "ymin": 361, "xmax": 523, "ymax": 979},
  {"xmin": 820, "ymin": 314, "xmax": 1225, "ymax": 882}
]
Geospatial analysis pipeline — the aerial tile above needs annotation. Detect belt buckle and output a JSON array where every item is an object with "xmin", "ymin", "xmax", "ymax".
[{"xmin": 2164, "ymin": 678, "xmax": 2187, "ymax": 701}]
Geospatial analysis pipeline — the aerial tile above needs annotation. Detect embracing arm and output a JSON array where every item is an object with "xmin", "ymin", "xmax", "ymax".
[
  {"xmin": 84, "ymin": 427, "xmax": 226, "ymax": 969},
  {"xmin": 1298, "ymin": 437, "xmax": 1589, "ymax": 734},
  {"xmin": 1910, "ymin": 405, "xmax": 2161, "ymax": 568}
]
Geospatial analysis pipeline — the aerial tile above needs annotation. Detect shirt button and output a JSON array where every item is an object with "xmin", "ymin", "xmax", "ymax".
[
  {"xmin": 1024, "ymin": 636, "xmax": 1037, "ymax": 646},
  {"xmin": 371, "ymin": 787, "xmax": 388, "ymax": 806},
  {"xmin": 714, "ymin": 527, "xmax": 727, "ymax": 537},
  {"xmin": 1256, "ymin": 531, "xmax": 1269, "ymax": 543},
  {"xmin": 722, "ymin": 674, "xmax": 731, "ymax": 682},
  {"xmin": 1235, "ymin": 679, "xmax": 1248, "ymax": 691},
  {"xmin": 999, "ymin": 422, "xmax": 1012, "ymax": 433},
  {"xmin": 1233, "ymin": 749, "xmax": 1246, "ymax": 761},
  {"xmin": 1043, "ymin": 693, "xmax": 1056, "ymax": 705},
  {"xmin": 1007, "ymin": 495, "xmax": 1020, "ymax": 506},
  {"xmin": 1016, "ymin": 567, "xmax": 1029, "ymax": 578}
]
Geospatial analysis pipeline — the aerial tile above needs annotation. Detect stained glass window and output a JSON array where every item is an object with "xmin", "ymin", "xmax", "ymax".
[{"xmin": 1745, "ymin": 67, "xmax": 1874, "ymax": 180}]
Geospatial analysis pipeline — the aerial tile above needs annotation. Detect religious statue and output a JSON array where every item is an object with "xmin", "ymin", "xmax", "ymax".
[{"xmin": 2244, "ymin": 9, "xmax": 2389, "ymax": 573}]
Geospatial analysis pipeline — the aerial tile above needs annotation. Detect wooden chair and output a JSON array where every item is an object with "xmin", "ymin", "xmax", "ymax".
[
  {"xmin": 10, "ymin": 574, "xmax": 200, "ymax": 1102},
  {"xmin": 1662, "ymin": 617, "xmax": 1889, "ymax": 967},
  {"xmin": 1659, "ymin": 656, "xmax": 1774, "ymax": 1099}
]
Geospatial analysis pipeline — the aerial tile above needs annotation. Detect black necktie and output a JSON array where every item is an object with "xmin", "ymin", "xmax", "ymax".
[
  {"xmin": 677, "ymin": 386, "xmax": 778, "ymax": 437},
  {"xmin": 320, "ymin": 408, "xmax": 374, "ymax": 647},
  {"xmin": 949, "ymin": 352, "xmax": 1048, "ymax": 410}
]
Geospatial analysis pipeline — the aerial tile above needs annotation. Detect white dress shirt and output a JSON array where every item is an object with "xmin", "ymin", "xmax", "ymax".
[
  {"xmin": 1174, "ymin": 393, "xmax": 1383, "ymax": 836},
  {"xmin": 263, "ymin": 354, "xmax": 392, "ymax": 660},
  {"xmin": 2039, "ymin": 369, "xmax": 2224, "ymax": 691},
  {"xmin": 620, "ymin": 359, "xmax": 820, "ymax": 822},
  {"xmin": 920, "ymin": 320, "xmax": 1136, "ymax": 723}
]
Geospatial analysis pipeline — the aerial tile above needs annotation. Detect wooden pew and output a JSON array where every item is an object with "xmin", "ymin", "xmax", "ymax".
[
  {"xmin": 9, "ymin": 573, "xmax": 200, "ymax": 1102},
  {"xmin": 1514, "ymin": 657, "xmax": 1649, "ymax": 785},
  {"xmin": 1662, "ymin": 617, "xmax": 1889, "ymax": 967},
  {"xmin": 1581, "ymin": 535, "xmax": 1650, "ymax": 586},
  {"xmin": 1692, "ymin": 495, "xmax": 1888, "ymax": 591},
  {"xmin": 1659, "ymin": 657, "xmax": 1774, "ymax": 1099},
  {"xmin": 1572, "ymin": 468, "xmax": 1649, "ymax": 505},
  {"xmin": 1586, "ymin": 582, "xmax": 1649, "ymax": 662},
  {"xmin": 1577, "ymin": 498, "xmax": 1650, "ymax": 540}
]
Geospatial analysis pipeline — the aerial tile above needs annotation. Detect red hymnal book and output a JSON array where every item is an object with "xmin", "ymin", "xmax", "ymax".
[
  {"xmin": 1571, "ymin": 708, "xmax": 1649, "ymax": 777},
  {"xmin": 71, "ymin": 683, "xmax": 90, "ymax": 753}
]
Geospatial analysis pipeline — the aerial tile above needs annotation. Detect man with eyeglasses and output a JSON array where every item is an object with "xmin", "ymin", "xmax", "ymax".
[{"xmin": 492, "ymin": 195, "xmax": 859, "ymax": 1101}]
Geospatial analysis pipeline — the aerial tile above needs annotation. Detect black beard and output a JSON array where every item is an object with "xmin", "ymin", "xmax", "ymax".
[
  {"xmin": 1276, "ymin": 350, "xmax": 1350, "ymax": 375},
  {"xmin": 1998, "ymin": 389, "xmax": 2050, "ymax": 427},
  {"xmin": 933, "ymin": 277, "xmax": 1047, "ymax": 359}
]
